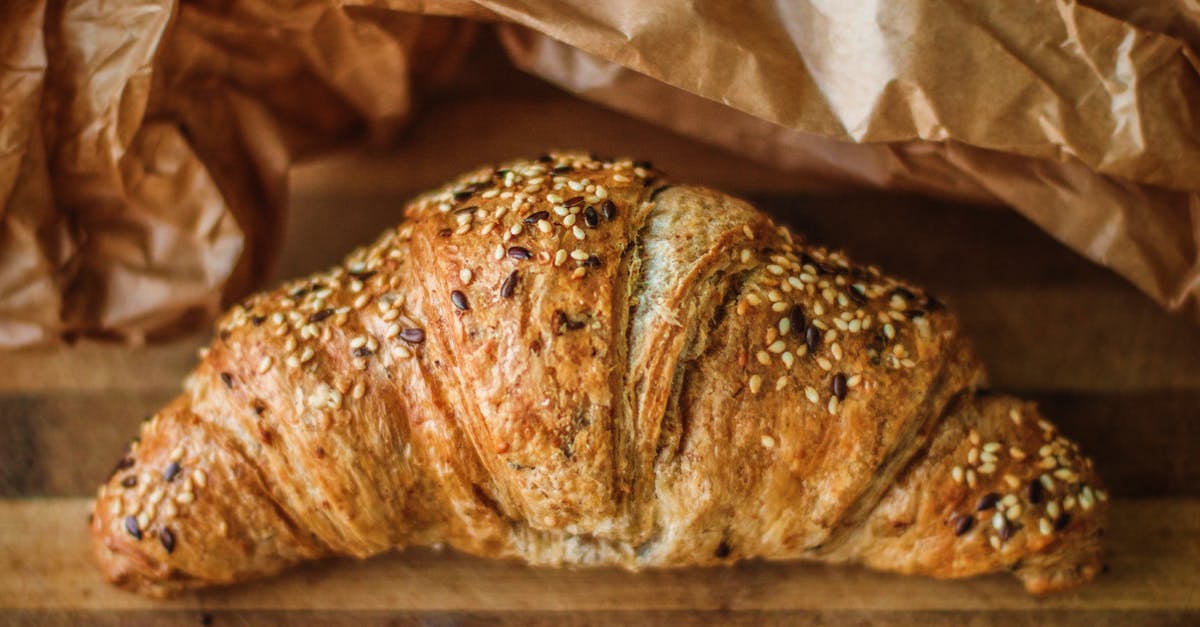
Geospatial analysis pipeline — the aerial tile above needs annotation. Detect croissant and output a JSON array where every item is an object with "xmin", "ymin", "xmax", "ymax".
[{"xmin": 90, "ymin": 153, "xmax": 1107, "ymax": 597}]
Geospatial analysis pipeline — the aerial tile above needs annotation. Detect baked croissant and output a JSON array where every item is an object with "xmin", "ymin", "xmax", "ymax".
[{"xmin": 91, "ymin": 153, "xmax": 1107, "ymax": 597}]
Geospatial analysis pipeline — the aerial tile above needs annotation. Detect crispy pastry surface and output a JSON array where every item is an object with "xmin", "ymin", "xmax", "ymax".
[{"xmin": 91, "ymin": 153, "xmax": 1107, "ymax": 596}]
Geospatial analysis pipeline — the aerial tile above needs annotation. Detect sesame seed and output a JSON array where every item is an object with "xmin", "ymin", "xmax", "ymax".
[
  {"xmin": 992, "ymin": 511, "xmax": 1006, "ymax": 531},
  {"xmin": 350, "ymin": 336, "xmax": 367, "ymax": 349},
  {"xmin": 883, "ymin": 323, "xmax": 895, "ymax": 340},
  {"xmin": 968, "ymin": 447, "xmax": 980, "ymax": 465},
  {"xmin": 827, "ymin": 396, "xmax": 839, "ymax": 414},
  {"xmin": 1006, "ymin": 504, "xmax": 1023, "ymax": 520},
  {"xmin": 775, "ymin": 376, "xmax": 788, "ymax": 391},
  {"xmin": 124, "ymin": 516, "xmax": 142, "ymax": 540},
  {"xmin": 989, "ymin": 536, "xmax": 1001, "ymax": 550},
  {"xmin": 573, "ymin": 226, "xmax": 586, "ymax": 240},
  {"xmin": 767, "ymin": 340, "xmax": 786, "ymax": 354},
  {"xmin": 831, "ymin": 343, "xmax": 843, "ymax": 361},
  {"xmin": 1003, "ymin": 474, "xmax": 1020, "ymax": 489},
  {"xmin": 1039, "ymin": 517, "xmax": 1053, "ymax": 535},
  {"xmin": 847, "ymin": 374, "xmax": 861, "ymax": 387},
  {"xmin": 570, "ymin": 249, "xmax": 589, "ymax": 261},
  {"xmin": 451, "ymin": 290, "xmax": 470, "ymax": 311},
  {"xmin": 309, "ymin": 308, "xmax": 335, "ymax": 324},
  {"xmin": 192, "ymin": 469, "xmax": 207, "ymax": 488},
  {"xmin": 983, "ymin": 442, "xmax": 1002, "ymax": 453},
  {"xmin": 781, "ymin": 351, "xmax": 795, "ymax": 369},
  {"xmin": 761, "ymin": 435, "xmax": 775, "ymax": 448},
  {"xmin": 460, "ymin": 268, "xmax": 474, "ymax": 285},
  {"xmin": 743, "ymin": 225, "xmax": 754, "ymax": 239},
  {"xmin": 749, "ymin": 374, "xmax": 763, "ymax": 394},
  {"xmin": 756, "ymin": 351, "xmax": 771, "ymax": 365},
  {"xmin": 951, "ymin": 466, "xmax": 964, "ymax": 483},
  {"xmin": 805, "ymin": 386, "xmax": 819, "ymax": 404},
  {"xmin": 816, "ymin": 357, "xmax": 832, "ymax": 371},
  {"xmin": 953, "ymin": 514, "xmax": 974, "ymax": 536},
  {"xmin": 1010, "ymin": 447, "xmax": 1027, "ymax": 460},
  {"xmin": 175, "ymin": 491, "xmax": 194, "ymax": 504},
  {"xmin": 805, "ymin": 325, "xmax": 821, "ymax": 352},
  {"xmin": 778, "ymin": 318, "xmax": 791, "ymax": 335},
  {"xmin": 832, "ymin": 373, "xmax": 847, "ymax": 400},
  {"xmin": 767, "ymin": 264, "xmax": 784, "ymax": 275},
  {"xmin": 979, "ymin": 463, "xmax": 996, "ymax": 475},
  {"xmin": 771, "ymin": 302, "xmax": 787, "ymax": 312},
  {"xmin": 980, "ymin": 451, "xmax": 998, "ymax": 464},
  {"xmin": 966, "ymin": 469, "xmax": 978, "ymax": 487}
]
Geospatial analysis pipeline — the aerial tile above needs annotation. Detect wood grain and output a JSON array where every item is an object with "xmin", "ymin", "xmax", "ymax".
[{"xmin": 2, "ymin": 500, "xmax": 1197, "ymax": 612}]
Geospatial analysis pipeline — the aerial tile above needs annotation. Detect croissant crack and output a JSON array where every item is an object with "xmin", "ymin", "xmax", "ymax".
[{"xmin": 91, "ymin": 152, "xmax": 1106, "ymax": 597}]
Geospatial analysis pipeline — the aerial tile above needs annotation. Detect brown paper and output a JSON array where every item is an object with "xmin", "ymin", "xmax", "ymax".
[{"xmin": 2, "ymin": 0, "xmax": 1199, "ymax": 347}]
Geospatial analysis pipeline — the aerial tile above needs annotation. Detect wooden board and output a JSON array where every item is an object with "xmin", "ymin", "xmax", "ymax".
[{"xmin": 2, "ymin": 38, "xmax": 1198, "ymax": 626}]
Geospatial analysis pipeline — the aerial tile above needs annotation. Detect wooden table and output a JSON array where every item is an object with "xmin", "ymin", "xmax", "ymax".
[{"xmin": 2, "ymin": 47, "xmax": 1198, "ymax": 626}]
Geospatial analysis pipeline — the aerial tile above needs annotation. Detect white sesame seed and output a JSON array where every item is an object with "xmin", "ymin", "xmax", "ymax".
[
  {"xmin": 781, "ymin": 351, "xmax": 795, "ymax": 369},
  {"xmin": 978, "ymin": 463, "xmax": 996, "ymax": 475},
  {"xmin": 756, "ymin": 351, "xmax": 771, "ymax": 365},
  {"xmin": 992, "ymin": 511, "xmax": 1005, "ymax": 531},
  {"xmin": 983, "ymin": 442, "xmax": 1002, "ymax": 453},
  {"xmin": 771, "ymin": 302, "xmax": 787, "ymax": 312},
  {"xmin": 805, "ymin": 387, "xmax": 819, "ymax": 404},
  {"xmin": 743, "ymin": 226, "xmax": 754, "ymax": 239},
  {"xmin": 1064, "ymin": 495, "xmax": 1076, "ymax": 511},
  {"xmin": 847, "ymin": 374, "xmax": 861, "ymax": 387},
  {"xmin": 508, "ymin": 224, "xmax": 522, "ymax": 236},
  {"xmin": 1004, "ymin": 474, "xmax": 1021, "ymax": 489},
  {"xmin": 353, "ymin": 294, "xmax": 369, "ymax": 309},
  {"xmin": 816, "ymin": 357, "xmax": 832, "ymax": 371},
  {"xmin": 767, "ymin": 340, "xmax": 786, "ymax": 354},
  {"xmin": 366, "ymin": 337, "xmax": 378, "ymax": 352},
  {"xmin": 761, "ymin": 434, "xmax": 775, "ymax": 448},
  {"xmin": 767, "ymin": 264, "xmax": 784, "ymax": 275},
  {"xmin": 966, "ymin": 469, "xmax": 977, "ymax": 488},
  {"xmin": 980, "ymin": 451, "xmax": 998, "ymax": 464},
  {"xmin": 493, "ymin": 245, "xmax": 505, "ymax": 261},
  {"xmin": 571, "ymin": 267, "xmax": 587, "ymax": 279},
  {"xmin": 257, "ymin": 356, "xmax": 273, "ymax": 374},
  {"xmin": 286, "ymin": 355, "xmax": 300, "ymax": 369},
  {"xmin": 883, "ymin": 323, "xmax": 895, "ymax": 339},
  {"xmin": 778, "ymin": 318, "xmax": 791, "ymax": 335},
  {"xmin": 749, "ymin": 374, "xmax": 763, "ymax": 394},
  {"xmin": 175, "ymin": 492, "xmax": 194, "ymax": 504},
  {"xmin": 570, "ymin": 249, "xmax": 589, "ymax": 261},
  {"xmin": 1040, "ymin": 474, "xmax": 1055, "ymax": 491},
  {"xmin": 1039, "ymin": 518, "xmax": 1053, "ymax": 535},
  {"xmin": 460, "ymin": 268, "xmax": 474, "ymax": 285},
  {"xmin": 775, "ymin": 376, "xmax": 788, "ymax": 391},
  {"xmin": 1053, "ymin": 468, "xmax": 1074, "ymax": 480},
  {"xmin": 827, "ymin": 396, "xmax": 839, "ymax": 414},
  {"xmin": 989, "ymin": 536, "xmax": 1001, "ymax": 550},
  {"xmin": 554, "ymin": 249, "xmax": 568, "ymax": 266},
  {"xmin": 300, "ymin": 347, "xmax": 315, "ymax": 363},
  {"xmin": 1010, "ymin": 447, "xmax": 1027, "ymax": 460},
  {"xmin": 1002, "ymin": 494, "xmax": 1019, "ymax": 508},
  {"xmin": 573, "ymin": 226, "xmax": 586, "ymax": 240},
  {"xmin": 350, "ymin": 336, "xmax": 367, "ymax": 349},
  {"xmin": 951, "ymin": 466, "xmax": 964, "ymax": 483},
  {"xmin": 831, "ymin": 343, "xmax": 843, "ymax": 361},
  {"xmin": 170, "ymin": 446, "xmax": 184, "ymax": 462},
  {"xmin": 562, "ymin": 213, "xmax": 577, "ymax": 227}
]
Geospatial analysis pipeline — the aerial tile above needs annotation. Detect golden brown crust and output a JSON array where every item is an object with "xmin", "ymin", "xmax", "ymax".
[{"xmin": 90, "ymin": 153, "xmax": 1107, "ymax": 597}]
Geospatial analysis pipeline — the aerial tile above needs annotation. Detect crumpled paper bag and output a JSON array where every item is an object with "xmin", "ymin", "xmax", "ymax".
[{"xmin": 2, "ymin": 0, "xmax": 1198, "ymax": 347}]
